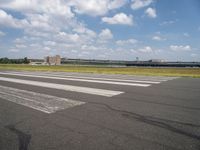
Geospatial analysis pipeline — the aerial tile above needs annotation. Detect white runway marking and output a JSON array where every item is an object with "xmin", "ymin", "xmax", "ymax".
[
  {"xmin": 0, "ymin": 72, "xmax": 151, "ymax": 86},
  {"xmin": 47, "ymin": 72, "xmax": 175, "ymax": 82},
  {"xmin": 11, "ymin": 72, "xmax": 161, "ymax": 84},
  {"xmin": 4, "ymin": 71, "xmax": 178, "ymax": 82},
  {"xmin": 0, "ymin": 85, "xmax": 85, "ymax": 114},
  {"xmin": 0, "ymin": 77, "xmax": 123, "ymax": 97}
]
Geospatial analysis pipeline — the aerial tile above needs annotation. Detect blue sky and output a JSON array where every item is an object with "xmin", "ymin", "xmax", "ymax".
[{"xmin": 0, "ymin": 0, "xmax": 200, "ymax": 61}]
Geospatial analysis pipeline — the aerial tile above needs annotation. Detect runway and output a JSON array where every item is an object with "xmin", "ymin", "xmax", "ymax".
[{"xmin": 0, "ymin": 71, "xmax": 200, "ymax": 150}]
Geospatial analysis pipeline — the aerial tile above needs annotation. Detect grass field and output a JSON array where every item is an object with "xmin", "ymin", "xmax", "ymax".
[{"xmin": 0, "ymin": 64, "xmax": 200, "ymax": 78}]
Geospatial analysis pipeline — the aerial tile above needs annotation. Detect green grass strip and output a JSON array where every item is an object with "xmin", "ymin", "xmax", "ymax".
[{"xmin": 0, "ymin": 64, "xmax": 200, "ymax": 78}]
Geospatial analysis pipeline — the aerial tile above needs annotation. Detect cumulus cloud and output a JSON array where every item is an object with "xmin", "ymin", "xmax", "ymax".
[
  {"xmin": 138, "ymin": 46, "xmax": 153, "ymax": 53},
  {"xmin": 183, "ymin": 33, "xmax": 190, "ymax": 37},
  {"xmin": 191, "ymin": 53, "xmax": 197, "ymax": 57},
  {"xmin": 170, "ymin": 45, "xmax": 191, "ymax": 51},
  {"xmin": 44, "ymin": 46, "xmax": 51, "ymax": 51},
  {"xmin": 9, "ymin": 48, "xmax": 20, "ymax": 52},
  {"xmin": 0, "ymin": 0, "xmax": 74, "ymax": 18},
  {"xmin": 0, "ymin": 31, "xmax": 5, "ymax": 36},
  {"xmin": 152, "ymin": 35, "xmax": 166, "ymax": 41},
  {"xmin": 0, "ymin": 1, "xmax": 77, "ymax": 33},
  {"xmin": 0, "ymin": 0, "xmax": 101, "ymax": 56},
  {"xmin": 145, "ymin": 7, "xmax": 156, "ymax": 18},
  {"xmin": 0, "ymin": 9, "xmax": 29, "ymax": 28},
  {"xmin": 71, "ymin": 0, "xmax": 127, "ymax": 16},
  {"xmin": 0, "ymin": 0, "xmax": 125, "ymax": 56},
  {"xmin": 15, "ymin": 44, "xmax": 27, "ymax": 48},
  {"xmin": 116, "ymin": 38, "xmax": 138, "ymax": 45},
  {"xmin": 81, "ymin": 45, "xmax": 98, "ymax": 51},
  {"xmin": 131, "ymin": 0, "xmax": 153, "ymax": 10},
  {"xmin": 55, "ymin": 32, "xmax": 81, "ymax": 43},
  {"xmin": 102, "ymin": 13, "xmax": 133, "ymax": 25},
  {"xmin": 108, "ymin": 0, "xmax": 128, "ymax": 10},
  {"xmin": 99, "ymin": 28, "xmax": 113, "ymax": 40},
  {"xmin": 43, "ymin": 41, "xmax": 56, "ymax": 46}
]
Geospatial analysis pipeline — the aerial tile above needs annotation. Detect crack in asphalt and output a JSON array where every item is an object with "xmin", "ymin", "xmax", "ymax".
[
  {"xmin": 116, "ymin": 94, "xmax": 200, "ymax": 111},
  {"xmin": 5, "ymin": 125, "xmax": 31, "ymax": 150},
  {"xmin": 88, "ymin": 102, "xmax": 200, "ymax": 141},
  {"xmin": 55, "ymin": 110, "xmax": 185, "ymax": 150}
]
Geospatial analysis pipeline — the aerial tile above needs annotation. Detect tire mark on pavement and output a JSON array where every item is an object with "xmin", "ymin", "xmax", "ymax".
[
  {"xmin": 89, "ymin": 102, "xmax": 200, "ymax": 141},
  {"xmin": 5, "ymin": 125, "xmax": 31, "ymax": 150}
]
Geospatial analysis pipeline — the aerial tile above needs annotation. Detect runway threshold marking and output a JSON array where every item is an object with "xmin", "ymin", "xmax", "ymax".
[
  {"xmin": 7, "ymin": 72, "xmax": 161, "ymax": 84},
  {"xmin": 0, "ymin": 85, "xmax": 85, "ymax": 113},
  {"xmin": 0, "ymin": 77, "xmax": 123, "ymax": 97},
  {"xmin": 0, "ymin": 72, "xmax": 151, "ymax": 86},
  {"xmin": 9, "ymin": 71, "xmax": 177, "ymax": 81}
]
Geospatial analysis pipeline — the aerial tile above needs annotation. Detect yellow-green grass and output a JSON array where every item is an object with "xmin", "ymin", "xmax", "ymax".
[{"xmin": 0, "ymin": 64, "xmax": 200, "ymax": 78}]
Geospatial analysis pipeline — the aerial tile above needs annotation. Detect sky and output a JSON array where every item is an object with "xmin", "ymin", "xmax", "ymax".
[{"xmin": 0, "ymin": 0, "xmax": 200, "ymax": 61}]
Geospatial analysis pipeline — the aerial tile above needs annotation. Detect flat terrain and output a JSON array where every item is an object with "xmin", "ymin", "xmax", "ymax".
[
  {"xmin": 0, "ymin": 71, "xmax": 200, "ymax": 150},
  {"xmin": 0, "ymin": 64, "xmax": 200, "ymax": 77}
]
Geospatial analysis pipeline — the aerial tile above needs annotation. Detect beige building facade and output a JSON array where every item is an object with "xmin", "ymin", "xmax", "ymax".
[{"xmin": 45, "ymin": 55, "xmax": 61, "ymax": 65}]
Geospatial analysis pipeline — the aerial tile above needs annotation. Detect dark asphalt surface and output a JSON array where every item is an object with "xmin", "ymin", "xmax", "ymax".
[{"xmin": 0, "ymin": 71, "xmax": 200, "ymax": 150}]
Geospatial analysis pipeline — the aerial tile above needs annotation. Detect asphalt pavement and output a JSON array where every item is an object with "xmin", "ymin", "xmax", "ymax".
[{"xmin": 0, "ymin": 70, "xmax": 200, "ymax": 150}]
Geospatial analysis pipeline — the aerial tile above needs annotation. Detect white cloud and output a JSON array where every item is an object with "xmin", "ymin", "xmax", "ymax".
[
  {"xmin": 9, "ymin": 48, "xmax": 20, "ymax": 52},
  {"xmin": 159, "ymin": 20, "xmax": 178, "ymax": 26},
  {"xmin": 71, "ymin": 0, "xmax": 127, "ymax": 16},
  {"xmin": 0, "ymin": 1, "xmax": 76, "ymax": 33},
  {"xmin": 131, "ymin": 0, "xmax": 153, "ymax": 10},
  {"xmin": 102, "ymin": 13, "xmax": 133, "ymax": 25},
  {"xmin": 0, "ymin": 0, "xmax": 74, "ymax": 18},
  {"xmin": 0, "ymin": 0, "xmax": 100, "ymax": 54},
  {"xmin": 73, "ymin": 25, "xmax": 96, "ymax": 38},
  {"xmin": 170, "ymin": 45, "xmax": 191, "ymax": 51},
  {"xmin": 108, "ymin": 0, "xmax": 128, "ymax": 10},
  {"xmin": 0, "ymin": 31, "xmax": 5, "ymax": 36},
  {"xmin": 14, "ymin": 38, "xmax": 22, "ymax": 43},
  {"xmin": 44, "ymin": 46, "xmax": 51, "ymax": 51},
  {"xmin": 99, "ymin": 28, "xmax": 113, "ymax": 40},
  {"xmin": 15, "ymin": 44, "xmax": 27, "ymax": 48},
  {"xmin": 0, "ymin": 9, "xmax": 29, "ymax": 28},
  {"xmin": 81, "ymin": 45, "xmax": 98, "ymax": 51},
  {"xmin": 183, "ymin": 33, "xmax": 190, "ymax": 37},
  {"xmin": 26, "ymin": 14, "xmax": 58, "ymax": 32},
  {"xmin": 152, "ymin": 36, "xmax": 166, "ymax": 41},
  {"xmin": 138, "ymin": 46, "xmax": 153, "ymax": 53},
  {"xmin": 70, "ymin": 0, "xmax": 108, "ymax": 16},
  {"xmin": 43, "ymin": 41, "xmax": 56, "ymax": 46},
  {"xmin": 56, "ymin": 32, "xmax": 81, "ymax": 43},
  {"xmin": 116, "ymin": 38, "xmax": 138, "ymax": 45},
  {"xmin": 145, "ymin": 7, "xmax": 156, "ymax": 18},
  {"xmin": 152, "ymin": 36, "xmax": 161, "ymax": 41},
  {"xmin": 191, "ymin": 53, "xmax": 197, "ymax": 57}
]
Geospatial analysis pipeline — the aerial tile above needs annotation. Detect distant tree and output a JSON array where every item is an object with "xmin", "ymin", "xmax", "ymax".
[
  {"xmin": 0, "ymin": 57, "xmax": 30, "ymax": 64},
  {"xmin": 23, "ymin": 57, "xmax": 30, "ymax": 64},
  {"xmin": 0, "ymin": 57, "xmax": 9, "ymax": 63}
]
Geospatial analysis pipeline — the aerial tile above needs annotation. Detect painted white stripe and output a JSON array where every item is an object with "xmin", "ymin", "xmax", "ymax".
[
  {"xmin": 0, "ymin": 85, "xmax": 85, "ymax": 114},
  {"xmin": 0, "ymin": 72, "xmax": 151, "ymax": 86},
  {"xmin": 3, "ymin": 71, "xmax": 175, "ymax": 82},
  {"xmin": 0, "ymin": 77, "xmax": 124, "ymax": 97},
  {"xmin": 16, "ymin": 72, "xmax": 161, "ymax": 84},
  {"xmin": 25, "ymin": 71, "xmax": 174, "ymax": 80},
  {"xmin": 7, "ymin": 71, "xmax": 178, "ymax": 82}
]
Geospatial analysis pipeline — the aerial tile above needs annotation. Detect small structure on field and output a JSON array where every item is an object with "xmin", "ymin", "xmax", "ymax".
[
  {"xmin": 29, "ymin": 59, "xmax": 45, "ymax": 65},
  {"xmin": 148, "ymin": 59, "xmax": 165, "ymax": 63}
]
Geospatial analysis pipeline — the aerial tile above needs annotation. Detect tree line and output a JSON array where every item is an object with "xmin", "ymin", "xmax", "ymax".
[{"xmin": 0, "ymin": 57, "xmax": 30, "ymax": 64}]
